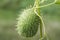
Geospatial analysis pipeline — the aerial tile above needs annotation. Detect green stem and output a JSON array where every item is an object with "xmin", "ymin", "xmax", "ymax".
[
  {"xmin": 34, "ymin": 0, "xmax": 43, "ymax": 39},
  {"xmin": 33, "ymin": 0, "xmax": 57, "ymax": 40},
  {"xmin": 36, "ymin": 0, "xmax": 43, "ymax": 39},
  {"xmin": 39, "ymin": 16, "xmax": 43, "ymax": 39},
  {"xmin": 39, "ymin": 15, "xmax": 45, "ymax": 40}
]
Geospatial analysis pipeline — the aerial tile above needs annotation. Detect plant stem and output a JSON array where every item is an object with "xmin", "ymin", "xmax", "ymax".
[
  {"xmin": 34, "ymin": 0, "xmax": 43, "ymax": 39},
  {"xmin": 33, "ymin": 0, "xmax": 57, "ymax": 40},
  {"xmin": 36, "ymin": 0, "xmax": 43, "ymax": 39}
]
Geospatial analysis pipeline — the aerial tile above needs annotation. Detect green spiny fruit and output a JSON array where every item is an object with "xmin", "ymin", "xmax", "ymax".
[{"xmin": 16, "ymin": 8, "xmax": 40, "ymax": 37}]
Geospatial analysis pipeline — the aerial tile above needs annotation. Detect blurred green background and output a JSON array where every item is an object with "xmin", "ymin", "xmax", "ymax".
[{"xmin": 0, "ymin": 0, "xmax": 60, "ymax": 40}]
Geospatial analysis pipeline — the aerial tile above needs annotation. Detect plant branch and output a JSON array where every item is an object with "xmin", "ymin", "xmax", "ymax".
[{"xmin": 34, "ymin": 0, "xmax": 43, "ymax": 39}]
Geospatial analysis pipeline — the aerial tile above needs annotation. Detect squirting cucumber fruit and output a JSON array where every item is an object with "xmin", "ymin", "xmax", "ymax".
[{"xmin": 16, "ymin": 8, "xmax": 41, "ymax": 37}]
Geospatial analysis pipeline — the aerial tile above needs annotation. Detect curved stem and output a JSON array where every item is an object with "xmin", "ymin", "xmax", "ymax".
[
  {"xmin": 36, "ymin": 0, "xmax": 57, "ymax": 8},
  {"xmin": 34, "ymin": 9, "xmax": 46, "ymax": 40},
  {"xmin": 34, "ymin": 0, "xmax": 43, "ymax": 39},
  {"xmin": 33, "ymin": 0, "xmax": 57, "ymax": 40}
]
